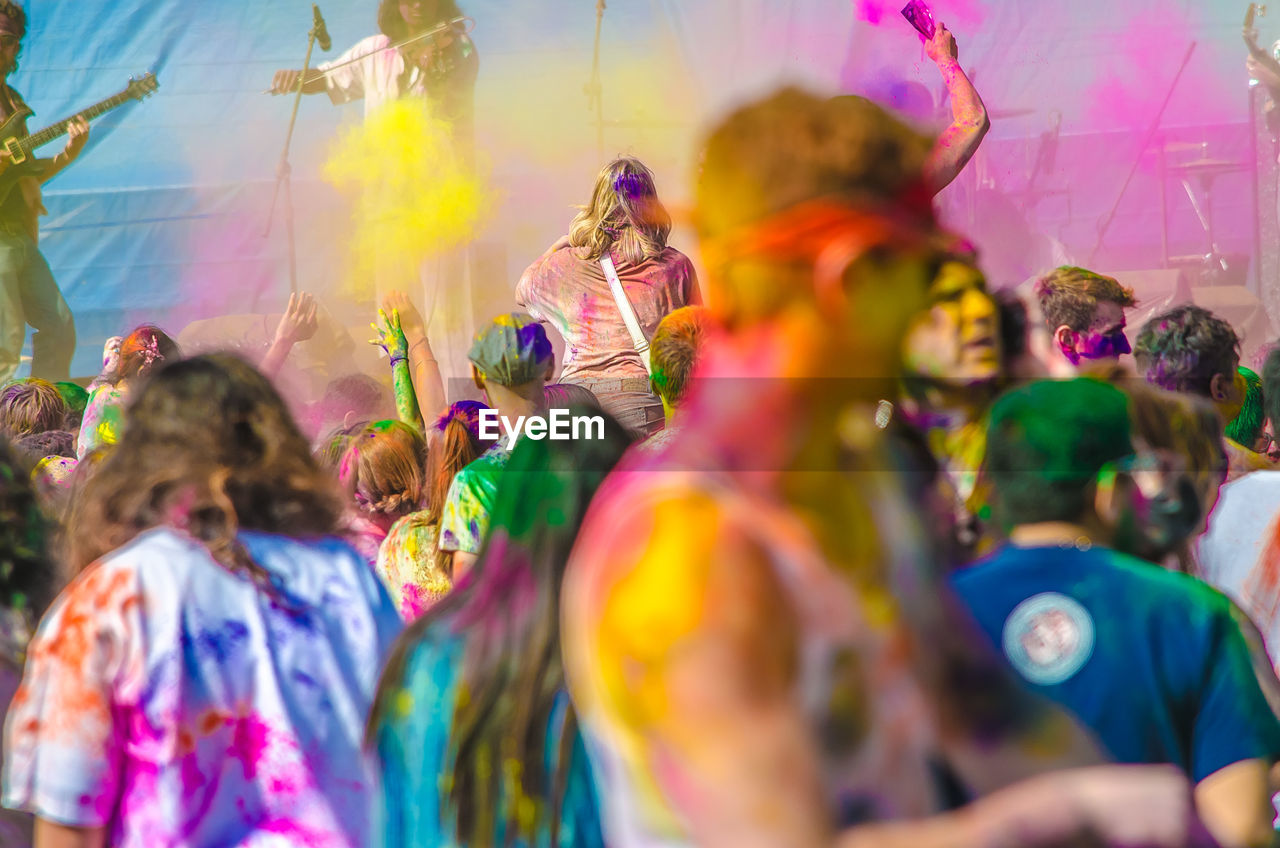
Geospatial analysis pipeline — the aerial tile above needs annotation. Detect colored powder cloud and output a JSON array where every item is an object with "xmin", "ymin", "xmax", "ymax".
[{"xmin": 321, "ymin": 100, "xmax": 494, "ymax": 302}]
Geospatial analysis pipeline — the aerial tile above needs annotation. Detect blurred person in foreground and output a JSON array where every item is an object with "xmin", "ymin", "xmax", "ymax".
[
  {"xmin": 562, "ymin": 88, "xmax": 1217, "ymax": 848},
  {"xmin": 951, "ymin": 378, "xmax": 1280, "ymax": 848},
  {"xmin": 897, "ymin": 258, "xmax": 1003, "ymax": 558},
  {"xmin": 1200, "ymin": 345, "xmax": 1280, "ymax": 674},
  {"xmin": 368, "ymin": 409, "xmax": 630, "ymax": 847},
  {"xmin": 0, "ymin": 436, "xmax": 60, "ymax": 848},
  {"xmin": 1135, "ymin": 304, "xmax": 1272, "ymax": 479},
  {"xmin": 2, "ymin": 354, "xmax": 403, "ymax": 847}
]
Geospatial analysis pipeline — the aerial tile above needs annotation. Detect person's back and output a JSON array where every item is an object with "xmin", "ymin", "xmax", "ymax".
[
  {"xmin": 516, "ymin": 158, "xmax": 700, "ymax": 437},
  {"xmin": 951, "ymin": 544, "xmax": 1280, "ymax": 781},
  {"xmin": 5, "ymin": 526, "xmax": 401, "ymax": 847},
  {"xmin": 518, "ymin": 245, "xmax": 697, "ymax": 386},
  {"xmin": 3, "ymin": 353, "xmax": 404, "ymax": 848},
  {"xmin": 372, "ymin": 414, "xmax": 628, "ymax": 848}
]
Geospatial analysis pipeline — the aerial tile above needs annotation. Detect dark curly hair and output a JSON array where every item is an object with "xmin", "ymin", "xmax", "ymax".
[
  {"xmin": 67, "ymin": 354, "xmax": 346, "ymax": 582},
  {"xmin": 0, "ymin": 2, "xmax": 25, "ymax": 37},
  {"xmin": 1134, "ymin": 304, "xmax": 1240, "ymax": 398}
]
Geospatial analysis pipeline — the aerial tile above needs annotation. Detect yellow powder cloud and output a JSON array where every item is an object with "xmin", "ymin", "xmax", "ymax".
[{"xmin": 322, "ymin": 99, "xmax": 493, "ymax": 301}]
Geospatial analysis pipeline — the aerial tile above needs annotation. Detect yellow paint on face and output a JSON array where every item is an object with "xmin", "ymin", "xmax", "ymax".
[{"xmin": 322, "ymin": 100, "xmax": 493, "ymax": 305}]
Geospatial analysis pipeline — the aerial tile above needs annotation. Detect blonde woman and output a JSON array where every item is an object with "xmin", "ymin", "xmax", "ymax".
[{"xmin": 516, "ymin": 157, "xmax": 700, "ymax": 437}]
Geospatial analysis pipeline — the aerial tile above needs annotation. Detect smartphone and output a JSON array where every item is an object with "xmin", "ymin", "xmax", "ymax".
[{"xmin": 901, "ymin": 0, "xmax": 936, "ymax": 40}]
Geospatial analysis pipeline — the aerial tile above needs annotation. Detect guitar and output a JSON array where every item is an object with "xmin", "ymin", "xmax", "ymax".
[{"xmin": 0, "ymin": 72, "xmax": 158, "ymax": 207}]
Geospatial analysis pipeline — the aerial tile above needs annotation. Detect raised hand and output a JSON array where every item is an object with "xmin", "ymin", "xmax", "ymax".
[
  {"xmin": 273, "ymin": 291, "xmax": 319, "ymax": 346},
  {"xmin": 925, "ymin": 22, "xmax": 959, "ymax": 66},
  {"xmin": 380, "ymin": 291, "xmax": 426, "ymax": 340},
  {"xmin": 370, "ymin": 307, "xmax": 410, "ymax": 362}
]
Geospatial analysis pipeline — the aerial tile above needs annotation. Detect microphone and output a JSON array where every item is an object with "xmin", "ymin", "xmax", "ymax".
[{"xmin": 312, "ymin": 4, "xmax": 332, "ymax": 52}]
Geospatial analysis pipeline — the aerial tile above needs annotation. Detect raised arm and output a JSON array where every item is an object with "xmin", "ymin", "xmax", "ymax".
[
  {"xmin": 370, "ymin": 305, "xmax": 425, "ymax": 434},
  {"xmin": 924, "ymin": 23, "xmax": 990, "ymax": 194},
  {"xmin": 382, "ymin": 291, "xmax": 446, "ymax": 427},
  {"xmin": 261, "ymin": 291, "xmax": 319, "ymax": 379}
]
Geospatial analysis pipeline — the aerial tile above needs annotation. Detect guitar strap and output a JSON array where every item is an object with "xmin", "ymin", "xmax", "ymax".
[{"xmin": 600, "ymin": 254, "xmax": 652, "ymax": 376}]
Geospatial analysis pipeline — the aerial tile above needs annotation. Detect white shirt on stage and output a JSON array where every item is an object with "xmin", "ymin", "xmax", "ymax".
[{"xmin": 318, "ymin": 34, "xmax": 426, "ymax": 120}]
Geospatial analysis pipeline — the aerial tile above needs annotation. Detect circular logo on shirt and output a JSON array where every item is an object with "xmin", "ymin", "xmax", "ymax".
[{"xmin": 1001, "ymin": 592, "xmax": 1095, "ymax": 685}]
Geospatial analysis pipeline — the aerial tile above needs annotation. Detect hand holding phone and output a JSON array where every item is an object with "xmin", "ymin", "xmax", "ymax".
[{"xmin": 901, "ymin": 0, "xmax": 937, "ymax": 40}]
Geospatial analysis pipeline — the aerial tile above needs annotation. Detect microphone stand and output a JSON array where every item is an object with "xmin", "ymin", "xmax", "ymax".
[
  {"xmin": 263, "ymin": 13, "xmax": 326, "ymax": 296},
  {"xmin": 585, "ymin": 0, "xmax": 606, "ymax": 162}
]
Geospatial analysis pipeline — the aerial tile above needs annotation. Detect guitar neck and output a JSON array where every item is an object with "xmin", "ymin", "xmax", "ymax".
[{"xmin": 18, "ymin": 89, "xmax": 134, "ymax": 154}]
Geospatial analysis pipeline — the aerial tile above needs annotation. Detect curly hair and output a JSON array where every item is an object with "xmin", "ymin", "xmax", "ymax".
[
  {"xmin": 339, "ymin": 420, "xmax": 427, "ymax": 520},
  {"xmin": 1033, "ymin": 267, "xmax": 1136, "ymax": 333},
  {"xmin": 0, "ymin": 2, "xmax": 25, "ymax": 37},
  {"xmin": 0, "ymin": 378, "xmax": 68, "ymax": 437},
  {"xmin": 1134, "ymin": 305, "xmax": 1240, "ymax": 398},
  {"xmin": 66, "ymin": 354, "xmax": 345, "ymax": 580},
  {"xmin": 568, "ymin": 157, "xmax": 673, "ymax": 266}
]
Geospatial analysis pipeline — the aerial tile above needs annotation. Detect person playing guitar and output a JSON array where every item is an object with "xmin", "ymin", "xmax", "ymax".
[
  {"xmin": 269, "ymin": 0, "xmax": 478, "ymax": 149},
  {"xmin": 0, "ymin": 0, "xmax": 89, "ymax": 382}
]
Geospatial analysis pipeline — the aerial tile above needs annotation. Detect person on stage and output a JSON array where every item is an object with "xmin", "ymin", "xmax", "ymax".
[
  {"xmin": 0, "ymin": 1, "xmax": 89, "ymax": 383},
  {"xmin": 516, "ymin": 157, "xmax": 701, "ymax": 438},
  {"xmin": 270, "ymin": 0, "xmax": 478, "ymax": 137}
]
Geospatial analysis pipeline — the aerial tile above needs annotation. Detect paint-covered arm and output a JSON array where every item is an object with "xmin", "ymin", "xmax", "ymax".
[
  {"xmin": 261, "ymin": 292, "xmax": 319, "ymax": 380},
  {"xmin": 924, "ymin": 24, "xmax": 990, "ymax": 194},
  {"xmin": 370, "ymin": 305, "xmax": 426, "ymax": 433},
  {"xmin": 382, "ymin": 291, "xmax": 446, "ymax": 429}
]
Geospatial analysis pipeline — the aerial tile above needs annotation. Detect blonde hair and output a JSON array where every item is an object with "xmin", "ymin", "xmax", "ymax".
[{"xmin": 568, "ymin": 157, "xmax": 672, "ymax": 265}]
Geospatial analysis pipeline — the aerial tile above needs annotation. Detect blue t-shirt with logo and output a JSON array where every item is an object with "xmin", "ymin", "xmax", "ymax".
[{"xmin": 951, "ymin": 544, "xmax": 1280, "ymax": 782}]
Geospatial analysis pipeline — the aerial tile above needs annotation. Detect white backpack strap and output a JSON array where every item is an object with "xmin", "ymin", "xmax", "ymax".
[{"xmin": 600, "ymin": 254, "xmax": 652, "ymax": 375}]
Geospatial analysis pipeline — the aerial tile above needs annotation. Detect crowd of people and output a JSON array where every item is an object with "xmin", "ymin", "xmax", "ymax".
[{"xmin": 7, "ymin": 17, "xmax": 1280, "ymax": 848}]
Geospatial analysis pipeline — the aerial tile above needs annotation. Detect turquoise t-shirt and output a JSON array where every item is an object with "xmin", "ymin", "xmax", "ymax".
[
  {"xmin": 374, "ymin": 627, "xmax": 605, "ymax": 848},
  {"xmin": 951, "ymin": 544, "xmax": 1280, "ymax": 782}
]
